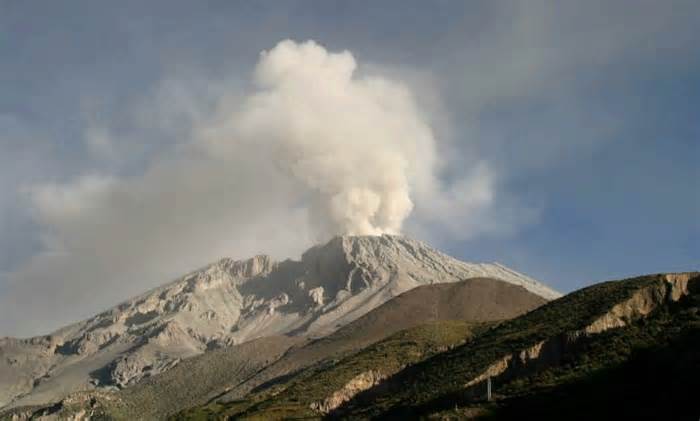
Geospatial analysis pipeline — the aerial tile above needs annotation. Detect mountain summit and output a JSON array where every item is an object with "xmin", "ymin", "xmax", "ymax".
[{"xmin": 0, "ymin": 234, "xmax": 558, "ymax": 408}]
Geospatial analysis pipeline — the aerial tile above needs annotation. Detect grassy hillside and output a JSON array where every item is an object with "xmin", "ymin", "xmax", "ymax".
[
  {"xmin": 174, "ymin": 320, "xmax": 489, "ymax": 420},
  {"xmin": 477, "ymin": 304, "xmax": 700, "ymax": 421},
  {"xmin": 335, "ymin": 273, "xmax": 699, "ymax": 419}
]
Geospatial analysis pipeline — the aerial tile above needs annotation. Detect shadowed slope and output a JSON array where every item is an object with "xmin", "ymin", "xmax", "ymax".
[{"xmin": 333, "ymin": 272, "xmax": 698, "ymax": 419}]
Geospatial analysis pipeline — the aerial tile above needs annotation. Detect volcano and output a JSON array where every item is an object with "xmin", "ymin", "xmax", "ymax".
[{"xmin": 0, "ymin": 234, "xmax": 558, "ymax": 409}]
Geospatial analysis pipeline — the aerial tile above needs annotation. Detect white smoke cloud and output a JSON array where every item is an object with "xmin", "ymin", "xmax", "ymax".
[
  {"xmin": 1, "ymin": 40, "xmax": 502, "ymax": 336},
  {"xmin": 204, "ymin": 40, "xmax": 437, "ymax": 238}
]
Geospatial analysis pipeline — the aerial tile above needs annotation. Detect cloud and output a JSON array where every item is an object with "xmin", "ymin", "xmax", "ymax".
[
  {"xmin": 0, "ymin": 40, "xmax": 511, "ymax": 337},
  {"xmin": 211, "ymin": 40, "xmax": 430, "ymax": 237}
]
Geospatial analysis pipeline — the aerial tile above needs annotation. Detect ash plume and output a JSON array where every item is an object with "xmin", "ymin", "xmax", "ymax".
[{"xmin": 205, "ymin": 40, "xmax": 437, "ymax": 239}]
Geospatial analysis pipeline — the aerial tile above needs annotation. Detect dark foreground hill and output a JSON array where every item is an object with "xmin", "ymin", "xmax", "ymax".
[{"xmin": 332, "ymin": 272, "xmax": 699, "ymax": 420}]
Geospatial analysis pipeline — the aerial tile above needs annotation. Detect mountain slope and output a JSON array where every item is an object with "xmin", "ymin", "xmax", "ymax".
[
  {"xmin": 0, "ymin": 235, "xmax": 557, "ymax": 410},
  {"xmin": 210, "ymin": 276, "xmax": 548, "ymax": 405},
  {"xmin": 177, "ymin": 320, "xmax": 486, "ymax": 420},
  {"xmin": 0, "ymin": 335, "xmax": 302, "ymax": 421},
  {"xmin": 1, "ymin": 276, "xmax": 548, "ymax": 420},
  {"xmin": 331, "ymin": 272, "xmax": 698, "ymax": 419}
]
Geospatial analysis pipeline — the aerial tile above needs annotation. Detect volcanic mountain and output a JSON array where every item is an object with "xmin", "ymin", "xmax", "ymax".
[{"xmin": 0, "ymin": 234, "xmax": 559, "ymax": 410}]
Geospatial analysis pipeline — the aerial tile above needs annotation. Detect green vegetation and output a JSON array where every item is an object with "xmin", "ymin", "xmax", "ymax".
[
  {"xmin": 336, "ymin": 273, "xmax": 699, "ymax": 419},
  {"xmin": 431, "ymin": 276, "xmax": 700, "ymax": 420},
  {"xmin": 482, "ymin": 307, "xmax": 700, "ymax": 420},
  {"xmin": 174, "ymin": 320, "xmax": 487, "ymax": 420}
]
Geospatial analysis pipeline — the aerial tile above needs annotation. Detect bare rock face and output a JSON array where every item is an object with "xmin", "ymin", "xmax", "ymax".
[
  {"xmin": 579, "ymin": 273, "xmax": 695, "ymax": 336},
  {"xmin": 310, "ymin": 370, "xmax": 387, "ymax": 414},
  {"xmin": 0, "ymin": 235, "xmax": 558, "ymax": 409}
]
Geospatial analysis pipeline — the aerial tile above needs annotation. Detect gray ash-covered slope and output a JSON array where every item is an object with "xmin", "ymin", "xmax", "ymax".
[{"xmin": 0, "ymin": 234, "xmax": 558, "ymax": 409}]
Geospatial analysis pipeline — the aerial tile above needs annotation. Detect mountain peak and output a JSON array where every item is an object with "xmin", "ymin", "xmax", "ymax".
[{"xmin": 301, "ymin": 234, "xmax": 559, "ymax": 301}]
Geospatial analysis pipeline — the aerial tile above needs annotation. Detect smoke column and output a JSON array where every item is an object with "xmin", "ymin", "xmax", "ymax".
[{"xmin": 207, "ymin": 39, "xmax": 438, "ymax": 240}]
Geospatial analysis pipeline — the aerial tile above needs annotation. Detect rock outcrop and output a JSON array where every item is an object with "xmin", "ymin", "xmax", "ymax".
[{"xmin": 310, "ymin": 370, "xmax": 387, "ymax": 414}]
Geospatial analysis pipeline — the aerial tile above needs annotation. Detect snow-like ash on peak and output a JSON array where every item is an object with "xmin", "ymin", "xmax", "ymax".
[{"xmin": 302, "ymin": 235, "xmax": 560, "ymax": 301}]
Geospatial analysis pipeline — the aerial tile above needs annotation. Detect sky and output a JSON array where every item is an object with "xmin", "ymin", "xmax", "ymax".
[{"xmin": 1, "ymin": 0, "xmax": 698, "ymax": 337}]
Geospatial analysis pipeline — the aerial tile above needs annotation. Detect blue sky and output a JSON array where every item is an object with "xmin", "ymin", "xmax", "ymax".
[{"xmin": 1, "ymin": 1, "xmax": 698, "ymax": 336}]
